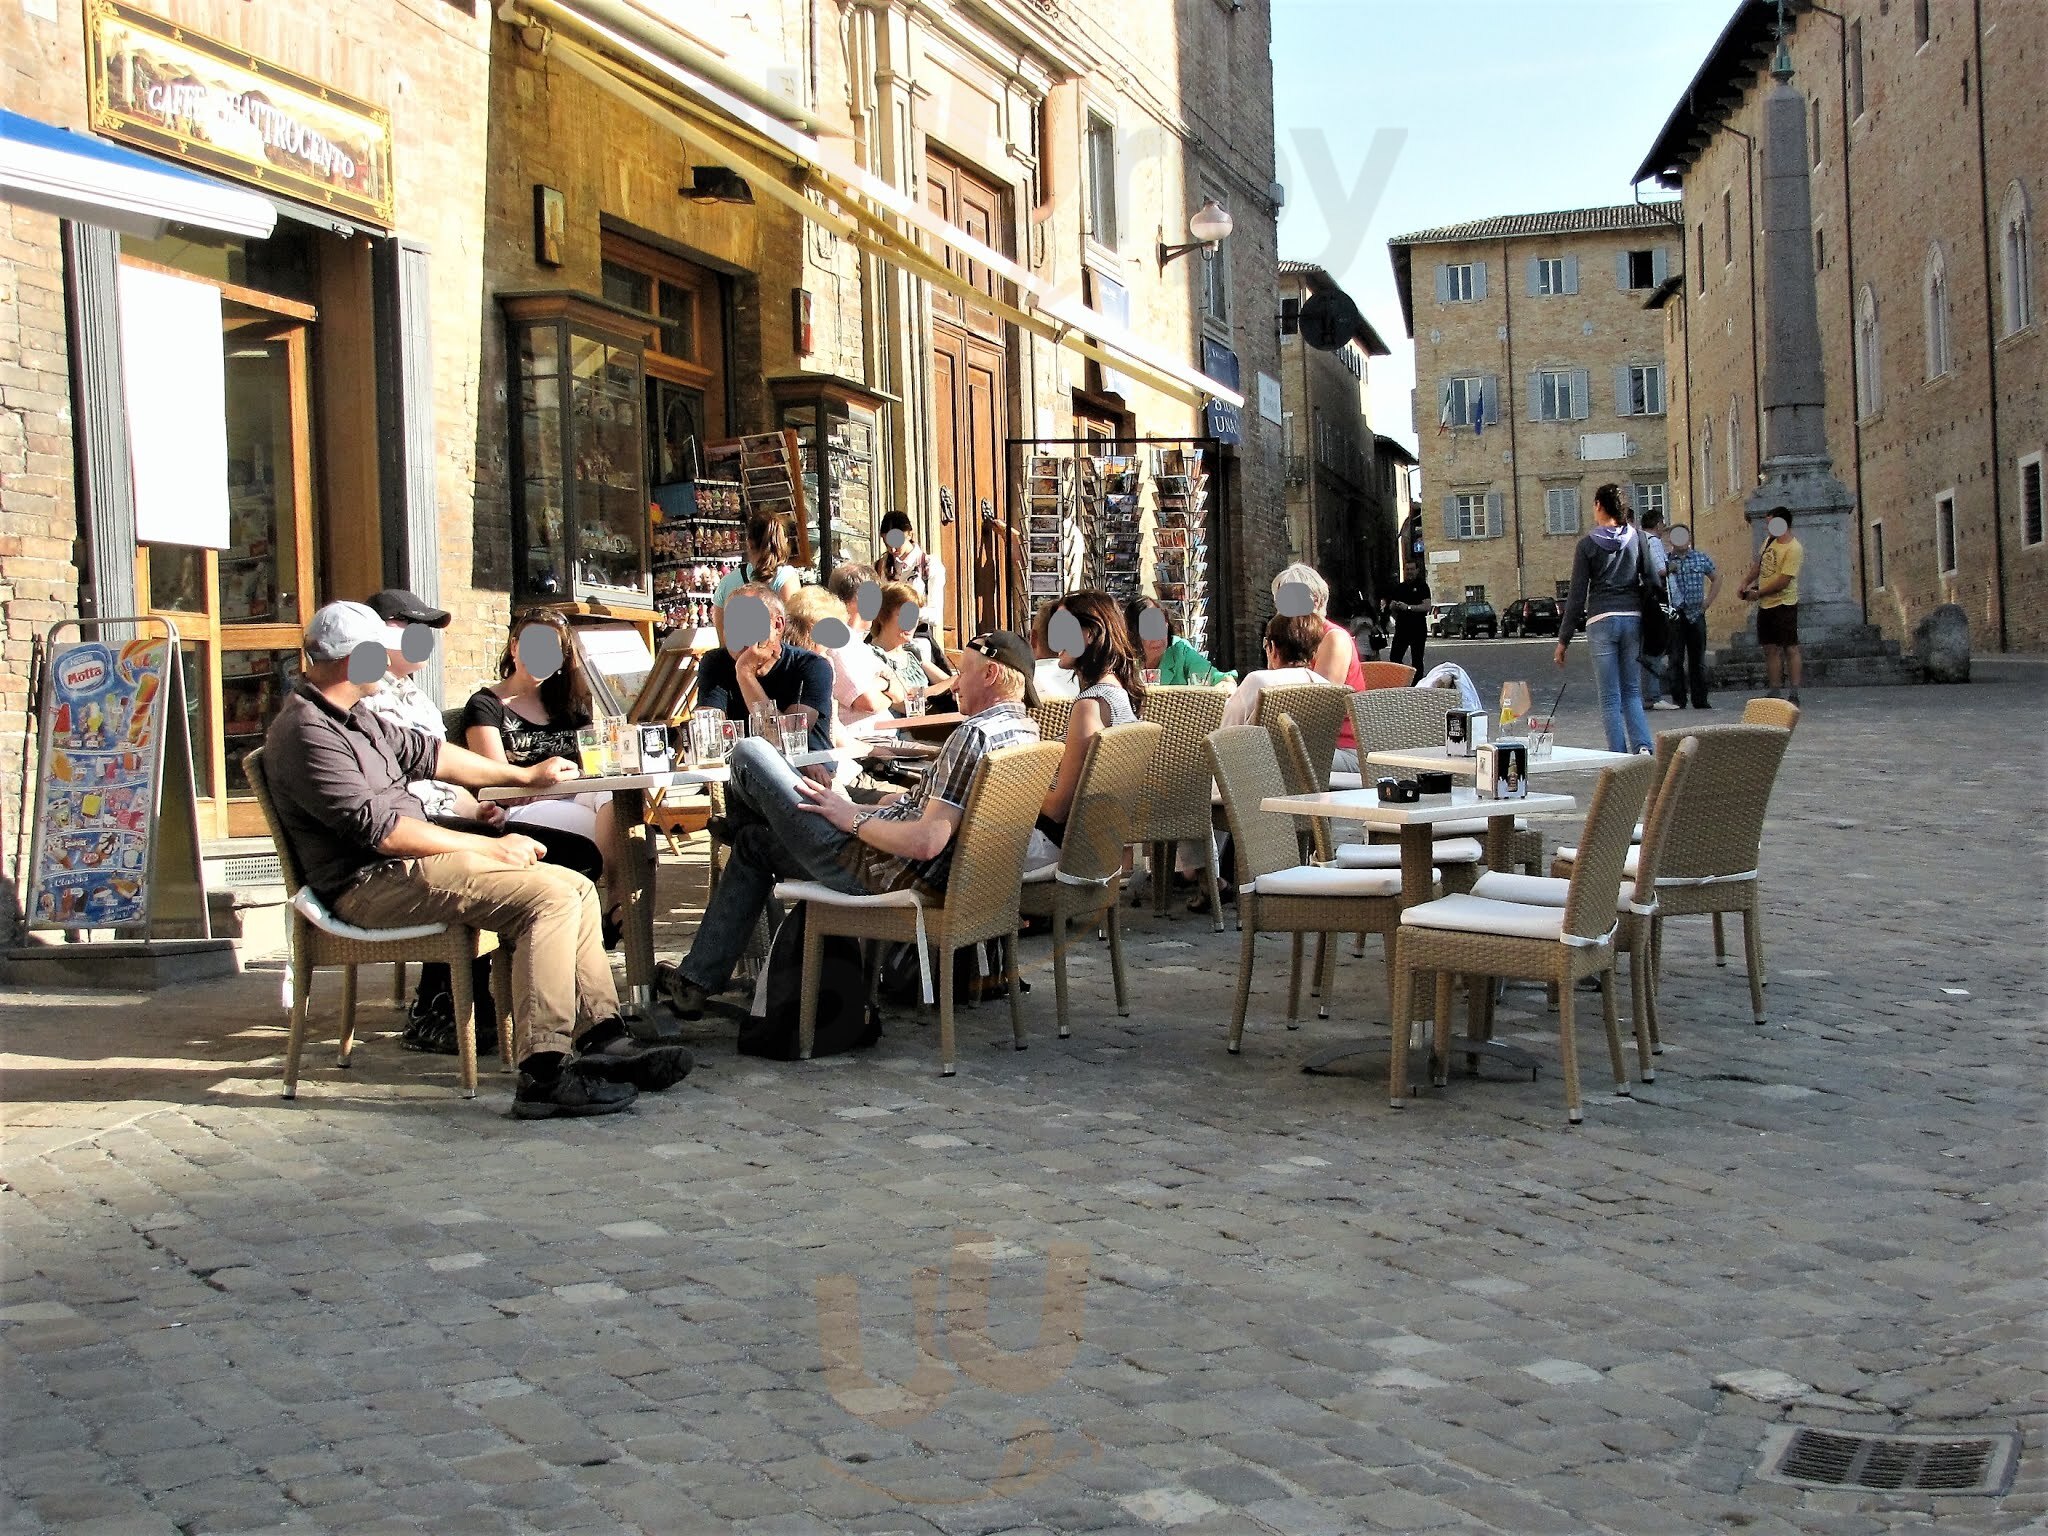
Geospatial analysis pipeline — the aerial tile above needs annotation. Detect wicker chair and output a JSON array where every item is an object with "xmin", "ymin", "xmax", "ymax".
[
  {"xmin": 1742, "ymin": 697, "xmax": 1802, "ymax": 731},
  {"xmin": 1391, "ymin": 756, "xmax": 1655, "ymax": 1123},
  {"xmin": 1018, "ymin": 722, "xmax": 1159, "ymax": 1038},
  {"xmin": 1472, "ymin": 736, "xmax": 1700, "ymax": 1071},
  {"xmin": 1030, "ymin": 697, "xmax": 1074, "ymax": 741},
  {"xmin": 246, "ymin": 748, "xmax": 508, "ymax": 1100},
  {"xmin": 774, "ymin": 741, "xmax": 1063, "ymax": 1075},
  {"xmin": 1550, "ymin": 723, "xmax": 1790, "ymax": 1024},
  {"xmin": 1207, "ymin": 727, "xmax": 1415, "ymax": 1054},
  {"xmin": 1254, "ymin": 683, "xmax": 1349, "ymax": 793},
  {"xmin": 1132, "ymin": 685, "xmax": 1230, "ymax": 930},
  {"xmin": 1358, "ymin": 661, "xmax": 1417, "ymax": 690}
]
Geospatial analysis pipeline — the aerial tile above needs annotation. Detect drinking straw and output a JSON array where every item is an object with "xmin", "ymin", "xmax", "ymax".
[{"xmin": 1540, "ymin": 680, "xmax": 1567, "ymax": 725}]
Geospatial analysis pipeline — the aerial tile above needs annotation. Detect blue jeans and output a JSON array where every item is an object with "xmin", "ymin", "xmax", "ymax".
[
  {"xmin": 1587, "ymin": 615, "xmax": 1653, "ymax": 754},
  {"xmin": 678, "ymin": 739, "xmax": 866, "ymax": 994}
]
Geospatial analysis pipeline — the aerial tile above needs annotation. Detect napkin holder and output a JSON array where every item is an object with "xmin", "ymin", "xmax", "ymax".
[
  {"xmin": 1444, "ymin": 709, "xmax": 1488, "ymax": 758},
  {"xmin": 1477, "ymin": 742, "xmax": 1529, "ymax": 800}
]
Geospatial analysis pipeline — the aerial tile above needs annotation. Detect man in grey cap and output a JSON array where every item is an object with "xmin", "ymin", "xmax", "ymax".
[
  {"xmin": 262, "ymin": 601, "xmax": 690, "ymax": 1118},
  {"xmin": 664, "ymin": 630, "xmax": 1040, "ymax": 1020}
]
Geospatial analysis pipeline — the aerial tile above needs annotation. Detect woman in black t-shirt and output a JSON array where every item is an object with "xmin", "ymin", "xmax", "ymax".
[{"xmin": 460, "ymin": 609, "xmax": 615, "ymax": 915}]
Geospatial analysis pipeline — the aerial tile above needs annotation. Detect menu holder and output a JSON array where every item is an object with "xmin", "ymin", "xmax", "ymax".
[{"xmin": 630, "ymin": 634, "xmax": 706, "ymax": 724}]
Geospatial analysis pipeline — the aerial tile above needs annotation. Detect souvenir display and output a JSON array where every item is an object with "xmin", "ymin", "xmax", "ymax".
[{"xmin": 1150, "ymin": 447, "xmax": 1209, "ymax": 650}]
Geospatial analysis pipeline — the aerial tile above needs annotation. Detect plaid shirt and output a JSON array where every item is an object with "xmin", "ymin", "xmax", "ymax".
[
  {"xmin": 837, "ymin": 700, "xmax": 1039, "ymax": 901},
  {"xmin": 1665, "ymin": 547, "xmax": 1717, "ymax": 615}
]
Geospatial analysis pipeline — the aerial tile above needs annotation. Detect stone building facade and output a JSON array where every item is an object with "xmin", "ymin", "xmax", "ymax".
[
  {"xmin": 1638, "ymin": 0, "xmax": 2044, "ymax": 654},
  {"xmin": 1276, "ymin": 261, "xmax": 1402, "ymax": 624},
  {"xmin": 1389, "ymin": 205, "xmax": 1682, "ymax": 611}
]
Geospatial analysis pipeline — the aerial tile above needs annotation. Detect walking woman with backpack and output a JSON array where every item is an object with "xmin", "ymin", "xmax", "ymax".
[{"xmin": 1554, "ymin": 483, "xmax": 1655, "ymax": 754}]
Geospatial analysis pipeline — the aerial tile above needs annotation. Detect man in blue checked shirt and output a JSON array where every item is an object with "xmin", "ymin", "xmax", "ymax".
[{"xmin": 1662, "ymin": 524, "xmax": 1721, "ymax": 708}]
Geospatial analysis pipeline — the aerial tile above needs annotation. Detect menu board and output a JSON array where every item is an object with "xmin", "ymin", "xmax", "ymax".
[{"xmin": 25, "ymin": 636, "xmax": 174, "ymax": 929}]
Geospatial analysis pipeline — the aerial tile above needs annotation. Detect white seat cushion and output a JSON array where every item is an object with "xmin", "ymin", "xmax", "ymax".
[
  {"xmin": 1632, "ymin": 821, "xmax": 1645, "ymax": 843},
  {"xmin": 1328, "ymin": 771, "xmax": 1364, "ymax": 791},
  {"xmin": 1552, "ymin": 846, "xmax": 1641, "ymax": 878},
  {"xmin": 1243, "ymin": 865, "xmax": 1409, "ymax": 898},
  {"xmin": 774, "ymin": 879, "xmax": 924, "ymax": 910},
  {"xmin": 1433, "ymin": 816, "xmax": 1534, "ymax": 837},
  {"xmin": 1335, "ymin": 836, "xmax": 1483, "ymax": 867},
  {"xmin": 1021, "ymin": 864, "xmax": 1059, "ymax": 885},
  {"xmin": 1400, "ymin": 892, "xmax": 1567, "ymax": 941},
  {"xmin": 291, "ymin": 887, "xmax": 447, "ymax": 944},
  {"xmin": 1472, "ymin": 871, "xmax": 1649, "ymax": 916}
]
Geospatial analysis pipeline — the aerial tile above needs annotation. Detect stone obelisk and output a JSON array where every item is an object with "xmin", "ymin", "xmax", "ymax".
[{"xmin": 1741, "ymin": 42, "xmax": 1862, "ymax": 640}]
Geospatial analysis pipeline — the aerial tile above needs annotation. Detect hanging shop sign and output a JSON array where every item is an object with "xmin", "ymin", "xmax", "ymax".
[
  {"xmin": 86, "ymin": 0, "xmax": 395, "ymax": 228},
  {"xmin": 1201, "ymin": 341, "xmax": 1242, "ymax": 446}
]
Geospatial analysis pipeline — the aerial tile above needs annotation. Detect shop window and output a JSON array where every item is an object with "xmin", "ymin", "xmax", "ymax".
[{"xmin": 600, "ymin": 234, "xmax": 728, "ymax": 510}]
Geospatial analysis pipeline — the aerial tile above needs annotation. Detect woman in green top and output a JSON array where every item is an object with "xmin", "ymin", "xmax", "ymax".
[{"xmin": 1124, "ymin": 596, "xmax": 1235, "ymax": 686}]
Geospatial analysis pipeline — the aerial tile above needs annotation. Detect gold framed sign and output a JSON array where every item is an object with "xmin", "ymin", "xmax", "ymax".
[{"xmin": 85, "ymin": 0, "xmax": 394, "ymax": 229}]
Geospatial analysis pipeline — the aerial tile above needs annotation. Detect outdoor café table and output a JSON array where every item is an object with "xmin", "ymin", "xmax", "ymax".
[
  {"xmin": 1365, "ymin": 743, "xmax": 1633, "ymax": 777},
  {"xmin": 858, "ymin": 711, "xmax": 967, "ymax": 733},
  {"xmin": 1255, "ymin": 785, "xmax": 1579, "ymax": 1078},
  {"xmin": 482, "ymin": 746, "xmax": 859, "ymax": 1017}
]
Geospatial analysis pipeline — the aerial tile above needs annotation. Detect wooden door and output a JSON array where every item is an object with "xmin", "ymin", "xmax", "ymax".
[{"xmin": 925, "ymin": 154, "xmax": 1012, "ymax": 636}]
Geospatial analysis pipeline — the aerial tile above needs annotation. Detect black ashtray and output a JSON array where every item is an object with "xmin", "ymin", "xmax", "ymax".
[{"xmin": 1416, "ymin": 770, "xmax": 1455, "ymax": 797}]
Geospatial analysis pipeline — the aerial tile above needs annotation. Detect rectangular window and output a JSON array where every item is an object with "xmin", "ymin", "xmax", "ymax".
[
  {"xmin": 1815, "ymin": 227, "xmax": 1825, "ymax": 273},
  {"xmin": 2021, "ymin": 454, "xmax": 2044, "ymax": 547},
  {"xmin": 1445, "ymin": 263, "xmax": 1475, "ymax": 302},
  {"xmin": 1872, "ymin": 520, "xmax": 1887, "ymax": 589},
  {"xmin": 1723, "ymin": 189, "xmax": 1734, "ymax": 265},
  {"xmin": 1627, "ymin": 249, "xmax": 1656, "ymax": 289},
  {"xmin": 1454, "ymin": 492, "xmax": 1491, "ymax": 539},
  {"xmin": 1811, "ymin": 96, "xmax": 1823, "ymax": 165},
  {"xmin": 1464, "ymin": 585, "xmax": 1486, "ymax": 603},
  {"xmin": 1936, "ymin": 492, "xmax": 1958, "ymax": 576},
  {"xmin": 1850, "ymin": 20, "xmax": 1866, "ymax": 116},
  {"xmin": 1914, "ymin": 0, "xmax": 1930, "ymax": 48},
  {"xmin": 1084, "ymin": 113, "xmax": 1118, "ymax": 250},
  {"xmin": 1544, "ymin": 487, "xmax": 1579, "ymax": 535},
  {"xmin": 1445, "ymin": 374, "xmax": 1483, "ymax": 429},
  {"xmin": 1626, "ymin": 364, "xmax": 1665, "ymax": 416},
  {"xmin": 1554, "ymin": 579, "xmax": 1572, "ymax": 601},
  {"xmin": 1697, "ymin": 225, "xmax": 1708, "ymax": 293},
  {"xmin": 1636, "ymin": 482, "xmax": 1668, "ymax": 522},
  {"xmin": 1535, "ymin": 257, "xmax": 1567, "ymax": 295},
  {"xmin": 1535, "ymin": 369, "xmax": 1575, "ymax": 422},
  {"xmin": 1202, "ymin": 240, "xmax": 1231, "ymax": 327}
]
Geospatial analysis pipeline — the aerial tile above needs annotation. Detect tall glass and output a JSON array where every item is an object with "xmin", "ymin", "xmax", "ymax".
[
  {"xmin": 779, "ymin": 713, "xmax": 809, "ymax": 763},
  {"xmin": 576, "ymin": 724, "xmax": 606, "ymax": 777},
  {"xmin": 1499, "ymin": 679, "xmax": 1532, "ymax": 738},
  {"xmin": 689, "ymin": 708, "xmax": 725, "ymax": 768},
  {"xmin": 904, "ymin": 679, "xmax": 928, "ymax": 718},
  {"xmin": 748, "ymin": 700, "xmax": 780, "ymax": 740}
]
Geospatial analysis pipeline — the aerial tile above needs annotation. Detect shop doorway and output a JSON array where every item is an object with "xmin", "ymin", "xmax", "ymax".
[{"xmin": 924, "ymin": 154, "xmax": 1013, "ymax": 638}]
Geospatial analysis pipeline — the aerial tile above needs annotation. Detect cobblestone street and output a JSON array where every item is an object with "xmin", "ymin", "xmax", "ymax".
[{"xmin": 2, "ymin": 663, "xmax": 2043, "ymax": 1535}]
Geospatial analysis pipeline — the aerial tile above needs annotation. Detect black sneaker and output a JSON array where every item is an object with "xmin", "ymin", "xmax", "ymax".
[
  {"xmin": 401, "ymin": 995, "xmax": 459, "ymax": 1055},
  {"xmin": 511, "ymin": 1063, "xmax": 638, "ymax": 1119},
  {"xmin": 665, "ymin": 972, "xmax": 709, "ymax": 1021},
  {"xmin": 574, "ymin": 1019, "xmax": 695, "ymax": 1091}
]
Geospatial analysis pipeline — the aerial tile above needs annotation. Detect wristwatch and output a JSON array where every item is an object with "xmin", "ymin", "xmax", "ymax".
[{"xmin": 850, "ymin": 808, "xmax": 879, "ymax": 837}]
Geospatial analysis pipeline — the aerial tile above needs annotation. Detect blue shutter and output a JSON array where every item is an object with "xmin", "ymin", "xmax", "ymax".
[
  {"xmin": 1435, "ymin": 264, "xmax": 1451, "ymax": 304},
  {"xmin": 1527, "ymin": 257, "xmax": 1542, "ymax": 296},
  {"xmin": 1616, "ymin": 250, "xmax": 1631, "ymax": 290},
  {"xmin": 1442, "ymin": 494, "xmax": 1458, "ymax": 540},
  {"xmin": 1563, "ymin": 255, "xmax": 1580, "ymax": 294},
  {"xmin": 1486, "ymin": 491, "xmax": 1505, "ymax": 538},
  {"xmin": 1653, "ymin": 246, "xmax": 1671, "ymax": 285},
  {"xmin": 1482, "ymin": 375, "xmax": 1501, "ymax": 424},
  {"xmin": 1471, "ymin": 262, "xmax": 1488, "ymax": 300},
  {"xmin": 1614, "ymin": 365, "xmax": 1634, "ymax": 416},
  {"xmin": 1570, "ymin": 368, "xmax": 1591, "ymax": 420},
  {"xmin": 1528, "ymin": 371, "xmax": 1544, "ymax": 422}
]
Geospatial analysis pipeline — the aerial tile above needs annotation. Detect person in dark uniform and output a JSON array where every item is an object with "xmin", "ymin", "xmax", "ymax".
[{"xmin": 1385, "ymin": 564, "xmax": 1433, "ymax": 674}]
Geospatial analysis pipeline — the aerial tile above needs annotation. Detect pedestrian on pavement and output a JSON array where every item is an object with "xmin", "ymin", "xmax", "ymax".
[
  {"xmin": 1663, "ymin": 524, "xmax": 1721, "ymax": 708},
  {"xmin": 663, "ymin": 633, "xmax": 1043, "ymax": 1021},
  {"xmin": 1385, "ymin": 563, "xmax": 1432, "ymax": 675},
  {"xmin": 1638, "ymin": 507, "xmax": 1680, "ymax": 712},
  {"xmin": 262, "ymin": 602, "xmax": 691, "ymax": 1117},
  {"xmin": 1739, "ymin": 508, "xmax": 1804, "ymax": 704},
  {"xmin": 1554, "ymin": 483, "xmax": 1654, "ymax": 754}
]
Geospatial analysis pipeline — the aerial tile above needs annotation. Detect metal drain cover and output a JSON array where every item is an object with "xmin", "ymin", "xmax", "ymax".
[{"xmin": 1756, "ymin": 1426, "xmax": 2020, "ymax": 1496}]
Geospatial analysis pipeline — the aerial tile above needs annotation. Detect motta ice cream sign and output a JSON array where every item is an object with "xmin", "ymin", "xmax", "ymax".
[{"xmin": 87, "ymin": 0, "xmax": 394, "ymax": 228}]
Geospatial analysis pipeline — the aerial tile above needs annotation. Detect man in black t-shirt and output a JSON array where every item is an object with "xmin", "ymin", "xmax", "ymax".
[{"xmin": 1386, "ymin": 566, "xmax": 1432, "ymax": 673}]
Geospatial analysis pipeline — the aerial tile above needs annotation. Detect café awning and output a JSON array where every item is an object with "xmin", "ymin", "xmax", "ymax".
[
  {"xmin": 0, "ymin": 108, "xmax": 276, "ymax": 241},
  {"xmin": 507, "ymin": 0, "xmax": 1244, "ymax": 411}
]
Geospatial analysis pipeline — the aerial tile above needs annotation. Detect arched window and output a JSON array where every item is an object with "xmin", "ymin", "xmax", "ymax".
[
  {"xmin": 2001, "ymin": 182, "xmax": 2035, "ymax": 337},
  {"xmin": 1855, "ymin": 285, "xmax": 1882, "ymax": 418},
  {"xmin": 1727, "ymin": 400, "xmax": 1743, "ymax": 496},
  {"xmin": 1700, "ymin": 420, "xmax": 1715, "ymax": 505},
  {"xmin": 1924, "ymin": 243, "xmax": 1952, "ymax": 378}
]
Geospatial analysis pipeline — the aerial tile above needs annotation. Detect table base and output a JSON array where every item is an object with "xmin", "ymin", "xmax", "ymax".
[{"xmin": 1300, "ymin": 1036, "xmax": 1543, "ymax": 1080}]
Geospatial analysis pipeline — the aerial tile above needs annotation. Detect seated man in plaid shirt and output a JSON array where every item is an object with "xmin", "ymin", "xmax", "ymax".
[{"xmin": 664, "ymin": 632, "xmax": 1041, "ymax": 1018}]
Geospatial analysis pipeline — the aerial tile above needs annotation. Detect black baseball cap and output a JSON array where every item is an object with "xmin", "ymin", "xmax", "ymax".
[
  {"xmin": 365, "ymin": 588, "xmax": 451, "ymax": 628},
  {"xmin": 963, "ymin": 630, "xmax": 1039, "ymax": 707}
]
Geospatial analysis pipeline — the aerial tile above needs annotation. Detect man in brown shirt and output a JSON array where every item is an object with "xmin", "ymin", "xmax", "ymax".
[{"xmin": 262, "ymin": 602, "xmax": 689, "ymax": 1118}]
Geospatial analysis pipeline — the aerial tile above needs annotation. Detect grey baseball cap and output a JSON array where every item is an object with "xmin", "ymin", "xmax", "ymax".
[{"xmin": 302, "ymin": 601, "xmax": 390, "ymax": 664}]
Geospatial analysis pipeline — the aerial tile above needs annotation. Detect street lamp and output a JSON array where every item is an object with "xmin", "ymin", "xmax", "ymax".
[{"xmin": 1158, "ymin": 197, "xmax": 1233, "ymax": 267}]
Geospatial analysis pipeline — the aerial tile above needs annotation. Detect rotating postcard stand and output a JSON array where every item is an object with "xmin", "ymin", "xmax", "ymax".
[{"xmin": 5, "ymin": 618, "xmax": 235, "ymax": 988}]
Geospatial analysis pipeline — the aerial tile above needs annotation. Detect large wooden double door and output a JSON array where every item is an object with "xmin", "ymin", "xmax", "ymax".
[{"xmin": 924, "ymin": 155, "xmax": 1013, "ymax": 640}]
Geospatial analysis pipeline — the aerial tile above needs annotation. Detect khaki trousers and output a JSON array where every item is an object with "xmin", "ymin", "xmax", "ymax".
[{"xmin": 337, "ymin": 855, "xmax": 618, "ymax": 1061}]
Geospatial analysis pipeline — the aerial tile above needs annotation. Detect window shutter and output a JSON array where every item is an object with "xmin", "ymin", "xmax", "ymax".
[
  {"xmin": 1614, "ymin": 365, "xmax": 1634, "ymax": 416},
  {"xmin": 1439, "ymin": 379, "xmax": 1454, "ymax": 426},
  {"xmin": 1435, "ymin": 264, "xmax": 1451, "ymax": 304},
  {"xmin": 1528, "ymin": 371, "xmax": 1544, "ymax": 423},
  {"xmin": 1442, "ymin": 494, "xmax": 1458, "ymax": 540},
  {"xmin": 1570, "ymin": 368, "xmax": 1591, "ymax": 420},
  {"xmin": 1471, "ymin": 262, "xmax": 1488, "ymax": 300},
  {"xmin": 1653, "ymin": 246, "xmax": 1670, "ymax": 285},
  {"xmin": 1486, "ymin": 491, "xmax": 1505, "ymax": 538},
  {"xmin": 1616, "ymin": 250, "xmax": 1631, "ymax": 290},
  {"xmin": 1567, "ymin": 488, "xmax": 1580, "ymax": 531},
  {"xmin": 1563, "ymin": 255, "xmax": 1579, "ymax": 295},
  {"xmin": 1482, "ymin": 375, "xmax": 1500, "ymax": 424},
  {"xmin": 1526, "ymin": 257, "xmax": 1542, "ymax": 296}
]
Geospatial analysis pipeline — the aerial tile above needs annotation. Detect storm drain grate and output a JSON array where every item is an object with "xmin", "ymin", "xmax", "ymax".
[
  {"xmin": 1756, "ymin": 1426, "xmax": 2020, "ymax": 1496},
  {"xmin": 220, "ymin": 853, "xmax": 282, "ymax": 887}
]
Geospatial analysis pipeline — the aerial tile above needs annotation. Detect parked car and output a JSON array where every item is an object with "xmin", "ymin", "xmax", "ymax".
[
  {"xmin": 1501, "ymin": 597, "xmax": 1561, "ymax": 637},
  {"xmin": 1426, "ymin": 602, "xmax": 1458, "ymax": 636},
  {"xmin": 1438, "ymin": 601, "xmax": 1499, "ymax": 639}
]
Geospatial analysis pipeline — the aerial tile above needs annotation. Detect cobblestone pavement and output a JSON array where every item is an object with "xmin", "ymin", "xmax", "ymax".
[{"xmin": 3, "ymin": 664, "xmax": 2043, "ymax": 1535}]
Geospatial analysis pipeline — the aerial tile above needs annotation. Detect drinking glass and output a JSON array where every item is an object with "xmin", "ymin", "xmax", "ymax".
[
  {"xmin": 576, "ymin": 724, "xmax": 606, "ymax": 778},
  {"xmin": 689, "ymin": 708, "xmax": 724, "ymax": 767},
  {"xmin": 607, "ymin": 715, "xmax": 636, "ymax": 774},
  {"xmin": 1141, "ymin": 668, "xmax": 1162, "ymax": 687},
  {"xmin": 779, "ymin": 713, "xmax": 809, "ymax": 763},
  {"xmin": 748, "ymin": 700, "xmax": 781, "ymax": 740},
  {"xmin": 1525, "ymin": 715, "xmax": 1555, "ymax": 762},
  {"xmin": 905, "ymin": 679, "xmax": 928, "ymax": 718},
  {"xmin": 1499, "ymin": 679, "xmax": 1532, "ymax": 737}
]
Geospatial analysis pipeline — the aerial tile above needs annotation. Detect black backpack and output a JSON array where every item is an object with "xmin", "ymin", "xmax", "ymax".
[{"xmin": 739, "ymin": 904, "xmax": 882, "ymax": 1060}]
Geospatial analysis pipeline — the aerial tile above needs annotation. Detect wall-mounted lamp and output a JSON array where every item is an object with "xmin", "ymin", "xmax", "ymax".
[
  {"xmin": 1158, "ymin": 197, "xmax": 1233, "ymax": 268},
  {"xmin": 682, "ymin": 166, "xmax": 754, "ymax": 204}
]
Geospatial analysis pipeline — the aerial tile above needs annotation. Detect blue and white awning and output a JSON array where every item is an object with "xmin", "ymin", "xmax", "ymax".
[{"xmin": 0, "ymin": 108, "xmax": 275, "ymax": 240}]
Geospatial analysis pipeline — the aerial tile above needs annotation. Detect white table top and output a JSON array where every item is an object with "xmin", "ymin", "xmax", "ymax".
[
  {"xmin": 1366, "ymin": 744, "xmax": 1633, "ymax": 776},
  {"xmin": 480, "ymin": 746, "xmax": 859, "ymax": 801},
  {"xmin": 1258, "ymin": 786, "xmax": 1578, "ymax": 827}
]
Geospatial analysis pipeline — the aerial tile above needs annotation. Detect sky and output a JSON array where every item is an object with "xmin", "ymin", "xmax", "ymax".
[{"xmin": 1268, "ymin": 0, "xmax": 1740, "ymax": 452}]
